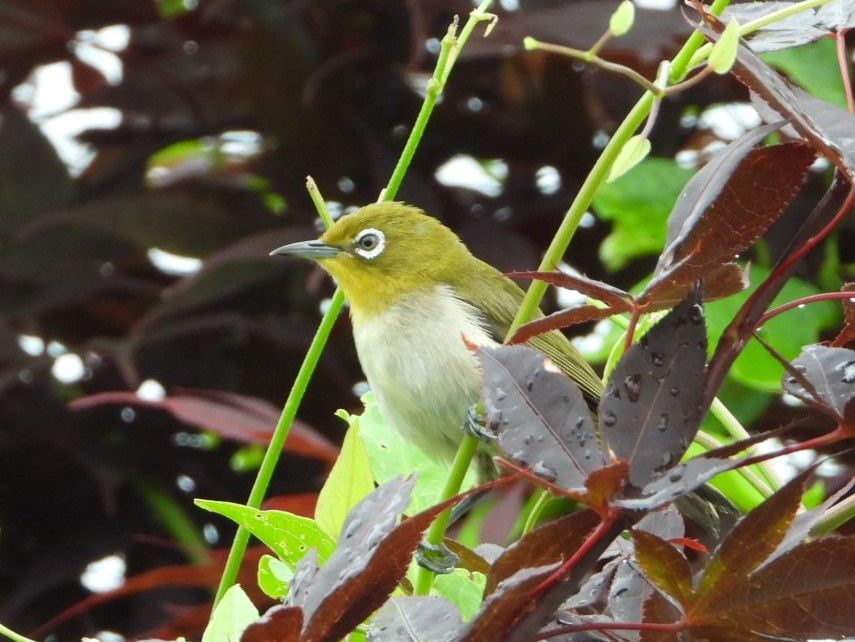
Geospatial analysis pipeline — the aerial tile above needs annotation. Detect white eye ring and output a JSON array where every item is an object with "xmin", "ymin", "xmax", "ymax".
[{"xmin": 354, "ymin": 228, "xmax": 386, "ymax": 260}]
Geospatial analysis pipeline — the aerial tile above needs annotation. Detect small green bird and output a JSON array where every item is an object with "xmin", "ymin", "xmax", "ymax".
[{"xmin": 271, "ymin": 202, "xmax": 603, "ymax": 463}]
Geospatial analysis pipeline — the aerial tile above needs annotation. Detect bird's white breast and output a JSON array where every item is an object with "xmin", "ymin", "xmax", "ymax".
[{"xmin": 352, "ymin": 284, "xmax": 497, "ymax": 461}]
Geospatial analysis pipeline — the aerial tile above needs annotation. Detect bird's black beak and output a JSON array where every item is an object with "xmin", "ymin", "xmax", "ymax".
[{"xmin": 269, "ymin": 239, "xmax": 342, "ymax": 260}]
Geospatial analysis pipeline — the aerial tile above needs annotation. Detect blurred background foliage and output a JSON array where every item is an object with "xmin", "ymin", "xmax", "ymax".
[{"xmin": 0, "ymin": 0, "xmax": 851, "ymax": 640}]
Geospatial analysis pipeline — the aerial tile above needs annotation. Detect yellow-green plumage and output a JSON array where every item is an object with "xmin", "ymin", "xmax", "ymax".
[{"xmin": 272, "ymin": 202, "xmax": 602, "ymax": 462}]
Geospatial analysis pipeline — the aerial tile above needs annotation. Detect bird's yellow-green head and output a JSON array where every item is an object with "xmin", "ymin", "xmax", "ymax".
[{"xmin": 270, "ymin": 202, "xmax": 472, "ymax": 318}]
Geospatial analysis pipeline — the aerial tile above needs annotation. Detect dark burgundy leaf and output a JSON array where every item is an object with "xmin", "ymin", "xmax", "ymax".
[
  {"xmin": 635, "ymin": 504, "xmax": 685, "ymax": 542},
  {"xmin": 293, "ymin": 477, "xmax": 478, "ymax": 642},
  {"xmin": 512, "ymin": 305, "xmax": 620, "ymax": 343},
  {"xmin": 655, "ymin": 126, "xmax": 814, "ymax": 286},
  {"xmin": 640, "ymin": 590, "xmax": 683, "ymax": 641},
  {"xmin": 641, "ymin": 261, "xmax": 749, "ymax": 311},
  {"xmin": 509, "ymin": 271, "xmax": 633, "ymax": 311},
  {"xmin": 599, "ymin": 291, "xmax": 707, "ymax": 487},
  {"xmin": 615, "ymin": 424, "xmax": 798, "ymax": 511},
  {"xmin": 701, "ymin": 16, "xmax": 855, "ymax": 179},
  {"xmin": 500, "ymin": 516, "xmax": 635, "ymax": 642},
  {"xmin": 69, "ymin": 388, "xmax": 339, "ymax": 462},
  {"xmin": 691, "ymin": 467, "xmax": 813, "ymax": 617},
  {"xmin": 241, "ymin": 605, "xmax": 303, "ymax": 642},
  {"xmin": 366, "ymin": 596, "xmax": 463, "ymax": 642},
  {"xmin": 460, "ymin": 563, "xmax": 562, "ymax": 642},
  {"xmin": 782, "ymin": 344, "xmax": 855, "ymax": 421},
  {"xmin": 722, "ymin": 1, "xmax": 832, "ymax": 52},
  {"xmin": 605, "ymin": 557, "xmax": 651, "ymax": 641},
  {"xmin": 711, "ymin": 535, "xmax": 855, "ymax": 638},
  {"xmin": 632, "ymin": 531, "xmax": 693, "ymax": 607},
  {"xmin": 479, "ymin": 345, "xmax": 608, "ymax": 491},
  {"xmin": 484, "ymin": 510, "xmax": 600, "ymax": 595},
  {"xmin": 615, "ymin": 456, "xmax": 735, "ymax": 512}
]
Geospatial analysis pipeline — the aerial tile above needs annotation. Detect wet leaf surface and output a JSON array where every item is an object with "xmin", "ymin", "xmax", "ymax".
[
  {"xmin": 599, "ymin": 290, "xmax": 707, "ymax": 487},
  {"xmin": 479, "ymin": 345, "xmax": 608, "ymax": 491}
]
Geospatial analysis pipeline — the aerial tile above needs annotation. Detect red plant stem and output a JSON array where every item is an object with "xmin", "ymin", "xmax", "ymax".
[
  {"xmin": 533, "ymin": 512, "xmax": 617, "ymax": 596},
  {"xmin": 740, "ymin": 427, "xmax": 846, "ymax": 468},
  {"xmin": 774, "ymin": 184, "xmax": 855, "ymax": 280},
  {"xmin": 835, "ymin": 30, "xmax": 855, "ymax": 114},
  {"xmin": 624, "ymin": 308, "xmax": 641, "ymax": 353},
  {"xmin": 757, "ymin": 290, "xmax": 855, "ymax": 326},
  {"xmin": 534, "ymin": 619, "xmax": 685, "ymax": 641}
]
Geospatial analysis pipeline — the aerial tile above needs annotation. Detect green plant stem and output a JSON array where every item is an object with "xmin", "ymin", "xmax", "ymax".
[
  {"xmin": 213, "ymin": 287, "xmax": 346, "ymax": 604},
  {"xmin": 213, "ymin": 3, "xmax": 496, "ymax": 606},
  {"xmin": 0, "ymin": 623, "xmax": 37, "ymax": 642},
  {"xmin": 686, "ymin": 0, "xmax": 836, "ymax": 70},
  {"xmin": 509, "ymin": 0, "xmax": 734, "ymax": 339},
  {"xmin": 383, "ymin": 0, "xmax": 495, "ymax": 202},
  {"xmin": 413, "ymin": 433, "xmax": 480, "ymax": 595},
  {"xmin": 812, "ymin": 493, "xmax": 855, "ymax": 535},
  {"xmin": 307, "ymin": 176, "xmax": 335, "ymax": 228}
]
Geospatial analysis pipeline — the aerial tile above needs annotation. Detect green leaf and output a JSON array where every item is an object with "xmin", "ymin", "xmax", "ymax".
[
  {"xmin": 314, "ymin": 419, "xmax": 375, "ymax": 538},
  {"xmin": 195, "ymin": 499, "xmax": 336, "ymax": 565},
  {"xmin": 762, "ymin": 38, "xmax": 847, "ymax": 109},
  {"xmin": 607, "ymin": 134, "xmax": 651, "ymax": 183},
  {"xmin": 593, "ymin": 158, "xmax": 694, "ymax": 270},
  {"xmin": 257, "ymin": 554, "xmax": 293, "ymax": 600},
  {"xmin": 710, "ymin": 18, "xmax": 740, "ymax": 75},
  {"xmin": 609, "ymin": 0, "xmax": 635, "ymax": 37},
  {"xmin": 357, "ymin": 393, "xmax": 477, "ymax": 514},
  {"xmin": 706, "ymin": 265, "xmax": 839, "ymax": 391},
  {"xmin": 433, "ymin": 569, "xmax": 487, "ymax": 621},
  {"xmin": 201, "ymin": 584, "xmax": 258, "ymax": 642}
]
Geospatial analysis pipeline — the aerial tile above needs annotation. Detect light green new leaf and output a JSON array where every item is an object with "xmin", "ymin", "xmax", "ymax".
[
  {"xmin": 202, "ymin": 584, "xmax": 258, "ymax": 642},
  {"xmin": 357, "ymin": 393, "xmax": 477, "ymax": 514},
  {"xmin": 607, "ymin": 134, "xmax": 651, "ymax": 183},
  {"xmin": 609, "ymin": 0, "xmax": 635, "ymax": 37},
  {"xmin": 195, "ymin": 499, "xmax": 336, "ymax": 565},
  {"xmin": 257, "ymin": 554, "xmax": 293, "ymax": 600},
  {"xmin": 709, "ymin": 18, "xmax": 739, "ymax": 74},
  {"xmin": 315, "ymin": 418, "xmax": 375, "ymax": 538},
  {"xmin": 433, "ymin": 569, "xmax": 487, "ymax": 621}
]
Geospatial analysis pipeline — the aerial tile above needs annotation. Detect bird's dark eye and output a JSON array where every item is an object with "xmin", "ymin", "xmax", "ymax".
[{"xmin": 353, "ymin": 228, "xmax": 386, "ymax": 259}]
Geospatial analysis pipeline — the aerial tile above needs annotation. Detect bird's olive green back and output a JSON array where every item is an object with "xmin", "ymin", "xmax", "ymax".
[{"xmin": 444, "ymin": 256, "xmax": 604, "ymax": 401}]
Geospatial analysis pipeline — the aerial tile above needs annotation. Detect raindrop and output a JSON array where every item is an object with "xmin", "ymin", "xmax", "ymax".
[
  {"xmin": 656, "ymin": 413, "xmax": 669, "ymax": 432},
  {"xmin": 523, "ymin": 436, "xmax": 532, "ymax": 445},
  {"xmin": 606, "ymin": 384, "xmax": 621, "ymax": 400},
  {"xmin": 795, "ymin": 364, "xmax": 807, "ymax": 373},
  {"xmin": 786, "ymin": 376, "xmax": 797, "ymax": 385},
  {"xmin": 583, "ymin": 448, "xmax": 592, "ymax": 460},
  {"xmin": 837, "ymin": 359, "xmax": 855, "ymax": 384},
  {"xmin": 623, "ymin": 374, "xmax": 642, "ymax": 402},
  {"xmin": 602, "ymin": 410, "xmax": 617, "ymax": 427},
  {"xmin": 651, "ymin": 352, "xmax": 664, "ymax": 367},
  {"xmin": 531, "ymin": 462, "xmax": 557, "ymax": 482},
  {"xmin": 669, "ymin": 472, "xmax": 682, "ymax": 482},
  {"xmin": 669, "ymin": 386, "xmax": 680, "ymax": 397},
  {"xmin": 690, "ymin": 304, "xmax": 704, "ymax": 324},
  {"xmin": 575, "ymin": 417, "xmax": 586, "ymax": 429}
]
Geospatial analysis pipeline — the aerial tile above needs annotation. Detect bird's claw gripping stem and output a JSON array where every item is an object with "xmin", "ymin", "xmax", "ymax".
[
  {"xmin": 464, "ymin": 405, "xmax": 496, "ymax": 443},
  {"xmin": 416, "ymin": 540, "xmax": 459, "ymax": 575}
]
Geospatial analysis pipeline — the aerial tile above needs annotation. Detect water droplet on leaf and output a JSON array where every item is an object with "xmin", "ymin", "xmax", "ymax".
[{"xmin": 623, "ymin": 373, "xmax": 642, "ymax": 402}]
